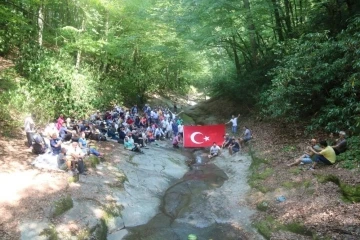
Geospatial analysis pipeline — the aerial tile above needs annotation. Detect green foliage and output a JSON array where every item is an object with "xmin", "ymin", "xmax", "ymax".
[
  {"xmin": 254, "ymin": 216, "xmax": 313, "ymax": 239},
  {"xmin": 94, "ymin": 218, "xmax": 108, "ymax": 240},
  {"xmin": 39, "ymin": 225, "xmax": 58, "ymax": 240},
  {"xmin": 337, "ymin": 136, "xmax": 360, "ymax": 169},
  {"xmin": 248, "ymin": 149, "xmax": 273, "ymax": 192},
  {"xmin": 52, "ymin": 195, "xmax": 74, "ymax": 217},
  {"xmin": 282, "ymin": 179, "xmax": 311, "ymax": 189},
  {"xmin": 87, "ymin": 155, "xmax": 100, "ymax": 168},
  {"xmin": 102, "ymin": 202, "xmax": 123, "ymax": 218},
  {"xmin": 261, "ymin": 16, "xmax": 360, "ymax": 132},
  {"xmin": 3, "ymin": 45, "xmax": 101, "ymax": 123},
  {"xmin": 256, "ymin": 201, "xmax": 269, "ymax": 212},
  {"xmin": 282, "ymin": 145, "xmax": 297, "ymax": 153},
  {"xmin": 0, "ymin": 68, "xmax": 22, "ymax": 137},
  {"xmin": 317, "ymin": 174, "xmax": 360, "ymax": 202}
]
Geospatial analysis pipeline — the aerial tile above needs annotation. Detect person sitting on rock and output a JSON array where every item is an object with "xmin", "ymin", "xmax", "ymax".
[
  {"xmin": 208, "ymin": 142, "xmax": 221, "ymax": 159},
  {"xmin": 287, "ymin": 139, "xmax": 321, "ymax": 167},
  {"xmin": 67, "ymin": 139, "xmax": 86, "ymax": 174},
  {"xmin": 107, "ymin": 122, "xmax": 118, "ymax": 140},
  {"xmin": 308, "ymin": 140, "xmax": 336, "ymax": 170},
  {"xmin": 172, "ymin": 133, "xmax": 182, "ymax": 148},
  {"xmin": 229, "ymin": 137, "xmax": 241, "ymax": 156},
  {"xmin": 154, "ymin": 127, "xmax": 165, "ymax": 140},
  {"xmin": 79, "ymin": 131, "xmax": 103, "ymax": 157},
  {"xmin": 124, "ymin": 136, "xmax": 142, "ymax": 153},
  {"xmin": 56, "ymin": 114, "xmax": 65, "ymax": 130},
  {"xmin": 117, "ymin": 126, "xmax": 126, "ymax": 144},
  {"xmin": 57, "ymin": 147, "xmax": 69, "ymax": 170},
  {"xmin": 239, "ymin": 126, "xmax": 252, "ymax": 147},
  {"xmin": 50, "ymin": 133, "xmax": 62, "ymax": 155},
  {"xmin": 32, "ymin": 128, "xmax": 48, "ymax": 154},
  {"xmin": 59, "ymin": 122, "xmax": 73, "ymax": 141},
  {"xmin": 331, "ymin": 131, "xmax": 347, "ymax": 155},
  {"xmin": 221, "ymin": 133, "xmax": 231, "ymax": 149},
  {"xmin": 132, "ymin": 130, "xmax": 146, "ymax": 147},
  {"xmin": 44, "ymin": 123, "xmax": 58, "ymax": 138},
  {"xmin": 146, "ymin": 130, "xmax": 155, "ymax": 143}
]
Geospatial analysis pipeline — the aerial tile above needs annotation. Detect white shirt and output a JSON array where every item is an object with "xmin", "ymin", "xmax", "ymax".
[
  {"xmin": 155, "ymin": 128, "xmax": 164, "ymax": 136},
  {"xmin": 178, "ymin": 125, "xmax": 184, "ymax": 133},
  {"xmin": 161, "ymin": 120, "xmax": 167, "ymax": 129},
  {"xmin": 210, "ymin": 145, "xmax": 220, "ymax": 154},
  {"xmin": 24, "ymin": 116, "xmax": 34, "ymax": 132},
  {"xmin": 166, "ymin": 122, "xmax": 172, "ymax": 131},
  {"xmin": 66, "ymin": 118, "xmax": 71, "ymax": 127},
  {"xmin": 230, "ymin": 117, "xmax": 238, "ymax": 127}
]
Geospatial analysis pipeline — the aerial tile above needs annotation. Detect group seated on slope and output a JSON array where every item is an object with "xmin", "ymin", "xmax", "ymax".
[{"xmin": 287, "ymin": 131, "xmax": 347, "ymax": 170}]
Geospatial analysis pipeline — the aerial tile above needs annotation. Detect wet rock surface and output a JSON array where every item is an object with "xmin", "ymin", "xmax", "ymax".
[{"xmin": 122, "ymin": 149, "xmax": 262, "ymax": 240}]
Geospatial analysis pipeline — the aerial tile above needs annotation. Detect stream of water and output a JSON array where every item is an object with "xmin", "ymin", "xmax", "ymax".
[{"xmin": 122, "ymin": 150, "xmax": 259, "ymax": 240}]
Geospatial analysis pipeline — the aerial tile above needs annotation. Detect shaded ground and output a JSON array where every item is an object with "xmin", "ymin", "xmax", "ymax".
[{"xmin": 0, "ymin": 133, "xmax": 122, "ymax": 239}]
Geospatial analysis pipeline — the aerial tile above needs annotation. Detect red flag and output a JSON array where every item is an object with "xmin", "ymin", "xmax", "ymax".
[{"xmin": 183, "ymin": 124, "xmax": 225, "ymax": 148}]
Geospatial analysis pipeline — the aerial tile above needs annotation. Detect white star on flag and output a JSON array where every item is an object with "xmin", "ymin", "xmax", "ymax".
[{"xmin": 204, "ymin": 136, "xmax": 210, "ymax": 141}]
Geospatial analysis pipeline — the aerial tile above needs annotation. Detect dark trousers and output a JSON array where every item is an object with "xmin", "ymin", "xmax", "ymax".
[
  {"xmin": 26, "ymin": 132, "xmax": 34, "ymax": 147},
  {"xmin": 77, "ymin": 159, "xmax": 85, "ymax": 173}
]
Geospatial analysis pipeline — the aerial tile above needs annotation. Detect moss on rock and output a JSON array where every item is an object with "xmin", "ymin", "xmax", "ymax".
[{"xmin": 52, "ymin": 195, "xmax": 73, "ymax": 217}]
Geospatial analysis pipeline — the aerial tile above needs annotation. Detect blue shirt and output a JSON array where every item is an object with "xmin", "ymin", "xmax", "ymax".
[
  {"xmin": 59, "ymin": 126, "xmax": 68, "ymax": 139},
  {"xmin": 79, "ymin": 138, "xmax": 87, "ymax": 148},
  {"xmin": 50, "ymin": 138, "xmax": 62, "ymax": 155}
]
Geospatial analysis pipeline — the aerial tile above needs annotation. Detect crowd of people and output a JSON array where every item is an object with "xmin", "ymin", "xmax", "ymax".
[
  {"xmin": 24, "ymin": 102, "xmax": 345, "ymax": 172},
  {"xmin": 24, "ymin": 103, "xmax": 187, "ymax": 174}
]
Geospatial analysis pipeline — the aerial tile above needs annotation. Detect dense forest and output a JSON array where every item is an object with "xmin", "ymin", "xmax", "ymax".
[{"xmin": 1, "ymin": 0, "xmax": 360, "ymax": 133}]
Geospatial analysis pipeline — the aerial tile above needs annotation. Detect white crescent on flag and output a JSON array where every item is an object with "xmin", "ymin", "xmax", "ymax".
[{"xmin": 190, "ymin": 132, "xmax": 204, "ymax": 144}]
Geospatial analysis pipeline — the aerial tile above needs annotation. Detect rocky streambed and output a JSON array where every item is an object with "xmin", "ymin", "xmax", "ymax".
[{"xmin": 19, "ymin": 140, "xmax": 262, "ymax": 240}]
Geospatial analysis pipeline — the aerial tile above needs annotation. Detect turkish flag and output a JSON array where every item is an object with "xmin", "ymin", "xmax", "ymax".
[{"xmin": 183, "ymin": 124, "xmax": 226, "ymax": 148}]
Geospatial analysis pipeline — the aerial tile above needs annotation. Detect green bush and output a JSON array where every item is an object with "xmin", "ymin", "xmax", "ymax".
[
  {"xmin": 337, "ymin": 136, "xmax": 360, "ymax": 169},
  {"xmin": 261, "ymin": 17, "xmax": 360, "ymax": 133}
]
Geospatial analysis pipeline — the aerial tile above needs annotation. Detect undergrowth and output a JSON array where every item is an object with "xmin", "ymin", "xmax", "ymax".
[
  {"xmin": 248, "ymin": 144, "xmax": 274, "ymax": 193},
  {"xmin": 317, "ymin": 174, "xmax": 360, "ymax": 202},
  {"xmin": 337, "ymin": 136, "xmax": 360, "ymax": 170},
  {"xmin": 253, "ymin": 216, "xmax": 312, "ymax": 239}
]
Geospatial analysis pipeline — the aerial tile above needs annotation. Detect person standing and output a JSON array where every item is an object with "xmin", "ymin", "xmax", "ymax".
[
  {"xmin": 24, "ymin": 114, "xmax": 35, "ymax": 148},
  {"xmin": 226, "ymin": 114, "xmax": 241, "ymax": 134}
]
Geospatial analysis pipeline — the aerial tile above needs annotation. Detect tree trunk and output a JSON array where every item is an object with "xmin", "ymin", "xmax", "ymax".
[
  {"xmin": 232, "ymin": 35, "xmax": 241, "ymax": 78},
  {"xmin": 102, "ymin": 11, "xmax": 109, "ymax": 74},
  {"xmin": 283, "ymin": 0, "xmax": 292, "ymax": 35},
  {"xmin": 299, "ymin": 0, "xmax": 304, "ymax": 24},
  {"xmin": 243, "ymin": 0, "xmax": 258, "ymax": 65},
  {"xmin": 75, "ymin": 19, "xmax": 85, "ymax": 70},
  {"xmin": 271, "ymin": 0, "xmax": 285, "ymax": 41},
  {"xmin": 38, "ymin": 4, "xmax": 44, "ymax": 46}
]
